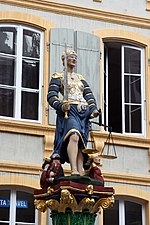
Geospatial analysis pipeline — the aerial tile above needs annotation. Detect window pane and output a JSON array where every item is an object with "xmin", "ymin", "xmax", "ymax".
[
  {"xmin": 0, "ymin": 56, "xmax": 15, "ymax": 86},
  {"xmin": 21, "ymin": 91, "xmax": 38, "ymax": 120},
  {"xmin": 15, "ymin": 224, "xmax": 35, "ymax": 225},
  {"xmin": 0, "ymin": 88, "xmax": 14, "ymax": 117},
  {"xmin": 124, "ymin": 48, "xmax": 141, "ymax": 74},
  {"xmin": 22, "ymin": 59, "xmax": 39, "ymax": 89},
  {"xmin": 125, "ymin": 75, "xmax": 141, "ymax": 104},
  {"xmin": 125, "ymin": 105, "xmax": 142, "ymax": 133},
  {"xmin": 0, "ymin": 190, "xmax": 10, "ymax": 222},
  {"xmin": 0, "ymin": 223, "xmax": 9, "ymax": 225},
  {"xmin": 16, "ymin": 191, "xmax": 35, "ymax": 223},
  {"xmin": 23, "ymin": 30, "xmax": 40, "ymax": 58},
  {"xmin": 125, "ymin": 201, "xmax": 142, "ymax": 225},
  {"xmin": 0, "ymin": 27, "xmax": 17, "ymax": 55},
  {"xmin": 103, "ymin": 200, "xmax": 119, "ymax": 225}
]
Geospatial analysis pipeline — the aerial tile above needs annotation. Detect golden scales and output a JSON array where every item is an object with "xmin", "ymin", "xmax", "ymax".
[{"xmin": 82, "ymin": 109, "xmax": 117, "ymax": 160}]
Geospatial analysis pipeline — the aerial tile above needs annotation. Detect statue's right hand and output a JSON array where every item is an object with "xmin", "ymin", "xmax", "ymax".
[{"xmin": 62, "ymin": 102, "xmax": 70, "ymax": 112}]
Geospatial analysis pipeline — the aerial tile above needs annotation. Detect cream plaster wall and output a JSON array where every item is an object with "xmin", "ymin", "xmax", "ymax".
[
  {"xmin": 0, "ymin": 3, "xmax": 150, "ymax": 38},
  {"xmin": 0, "ymin": 132, "xmax": 44, "ymax": 164}
]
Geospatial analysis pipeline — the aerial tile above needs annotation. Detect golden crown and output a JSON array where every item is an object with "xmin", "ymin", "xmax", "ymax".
[{"xmin": 61, "ymin": 49, "xmax": 77, "ymax": 61}]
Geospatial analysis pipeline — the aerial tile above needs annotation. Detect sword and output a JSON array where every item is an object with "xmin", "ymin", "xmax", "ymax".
[{"xmin": 63, "ymin": 42, "xmax": 69, "ymax": 119}]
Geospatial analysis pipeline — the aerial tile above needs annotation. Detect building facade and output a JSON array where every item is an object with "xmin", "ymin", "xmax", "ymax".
[{"xmin": 0, "ymin": 1, "xmax": 150, "ymax": 225}]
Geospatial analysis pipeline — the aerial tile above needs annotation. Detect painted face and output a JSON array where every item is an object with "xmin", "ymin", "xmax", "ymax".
[
  {"xmin": 67, "ymin": 54, "xmax": 77, "ymax": 67},
  {"xmin": 93, "ymin": 157, "xmax": 101, "ymax": 165}
]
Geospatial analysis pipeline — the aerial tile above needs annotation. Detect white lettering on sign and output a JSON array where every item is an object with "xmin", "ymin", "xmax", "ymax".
[
  {"xmin": 0, "ymin": 199, "xmax": 28, "ymax": 208},
  {"xmin": 0, "ymin": 199, "xmax": 9, "ymax": 207},
  {"xmin": 16, "ymin": 200, "xmax": 28, "ymax": 208}
]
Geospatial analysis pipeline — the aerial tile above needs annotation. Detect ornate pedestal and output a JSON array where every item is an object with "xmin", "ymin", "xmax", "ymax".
[{"xmin": 34, "ymin": 177, "xmax": 115, "ymax": 225}]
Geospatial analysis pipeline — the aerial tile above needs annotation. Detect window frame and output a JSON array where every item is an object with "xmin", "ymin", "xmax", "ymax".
[
  {"xmin": 122, "ymin": 45, "xmax": 145, "ymax": 135},
  {"xmin": 103, "ymin": 42, "xmax": 145, "ymax": 136},
  {"xmin": 103, "ymin": 197, "xmax": 146, "ymax": 225},
  {"xmin": 118, "ymin": 197, "xmax": 146, "ymax": 225},
  {"xmin": 0, "ymin": 187, "xmax": 38, "ymax": 225},
  {"xmin": 0, "ymin": 24, "xmax": 44, "ymax": 123}
]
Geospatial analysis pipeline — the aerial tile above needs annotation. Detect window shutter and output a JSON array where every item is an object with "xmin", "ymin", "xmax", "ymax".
[
  {"xmin": 49, "ymin": 29, "xmax": 100, "ymax": 129},
  {"xmin": 49, "ymin": 28, "xmax": 74, "ymax": 125},
  {"xmin": 74, "ymin": 31, "xmax": 100, "ymax": 130}
]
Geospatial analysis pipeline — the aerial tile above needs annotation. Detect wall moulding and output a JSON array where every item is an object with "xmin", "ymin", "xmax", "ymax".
[
  {"xmin": 0, "ymin": 119, "xmax": 55, "ymax": 136},
  {"xmin": 93, "ymin": 130, "xmax": 150, "ymax": 152},
  {"xmin": 114, "ymin": 186, "xmax": 150, "ymax": 202},
  {"xmin": 0, "ymin": 160, "xmax": 41, "ymax": 175},
  {"xmin": 0, "ymin": 119, "xmax": 150, "ymax": 159},
  {"xmin": 104, "ymin": 171, "xmax": 150, "ymax": 187},
  {"xmin": 0, "ymin": 9, "xmax": 55, "ymax": 30},
  {"xmin": 94, "ymin": 29, "xmax": 150, "ymax": 47},
  {"xmin": 0, "ymin": 0, "xmax": 150, "ymax": 29},
  {"xmin": 0, "ymin": 174, "xmax": 40, "ymax": 189},
  {"xmin": 147, "ymin": 0, "xmax": 150, "ymax": 11}
]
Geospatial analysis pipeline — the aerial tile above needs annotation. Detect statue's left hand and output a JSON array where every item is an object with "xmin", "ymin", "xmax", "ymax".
[{"xmin": 90, "ymin": 109, "xmax": 99, "ymax": 118}]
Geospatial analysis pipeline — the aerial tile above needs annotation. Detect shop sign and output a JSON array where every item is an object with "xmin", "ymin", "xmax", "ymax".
[{"xmin": 0, "ymin": 199, "xmax": 28, "ymax": 208}]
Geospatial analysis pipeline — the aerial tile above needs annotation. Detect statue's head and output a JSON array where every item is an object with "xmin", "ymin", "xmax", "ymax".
[
  {"xmin": 61, "ymin": 49, "xmax": 77, "ymax": 66},
  {"xmin": 51, "ymin": 153, "xmax": 60, "ymax": 161}
]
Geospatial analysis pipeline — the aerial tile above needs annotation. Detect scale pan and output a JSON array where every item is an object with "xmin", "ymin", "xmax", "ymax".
[
  {"xmin": 82, "ymin": 148, "xmax": 99, "ymax": 154},
  {"xmin": 100, "ymin": 154, "xmax": 117, "ymax": 159}
]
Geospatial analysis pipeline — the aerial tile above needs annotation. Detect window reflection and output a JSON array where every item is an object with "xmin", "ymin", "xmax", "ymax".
[
  {"xmin": 104, "ymin": 200, "xmax": 119, "ymax": 225},
  {"xmin": 21, "ymin": 91, "xmax": 38, "ymax": 120},
  {"xmin": 125, "ymin": 76, "xmax": 141, "ymax": 104},
  {"xmin": 0, "ymin": 56, "xmax": 15, "ymax": 86},
  {"xmin": 23, "ymin": 30, "xmax": 40, "ymax": 58},
  {"xmin": 0, "ymin": 25, "xmax": 42, "ymax": 121},
  {"xmin": 125, "ymin": 201, "xmax": 142, "ymax": 225},
  {"xmin": 0, "ymin": 190, "xmax": 36, "ymax": 225},
  {"xmin": 16, "ymin": 191, "xmax": 35, "ymax": 223},
  {"xmin": 125, "ymin": 105, "xmax": 142, "ymax": 133},
  {"xmin": 124, "ymin": 48, "xmax": 141, "ymax": 74},
  {"xmin": 0, "ymin": 27, "xmax": 16, "ymax": 55},
  {"xmin": 22, "ymin": 59, "xmax": 39, "ymax": 89},
  {"xmin": 0, "ymin": 190, "xmax": 10, "ymax": 222},
  {"xmin": 0, "ymin": 88, "xmax": 14, "ymax": 117},
  {"xmin": 104, "ymin": 199, "xmax": 143, "ymax": 225}
]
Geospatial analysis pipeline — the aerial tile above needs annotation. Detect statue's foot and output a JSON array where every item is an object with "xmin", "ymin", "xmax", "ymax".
[{"xmin": 71, "ymin": 170, "xmax": 80, "ymax": 176}]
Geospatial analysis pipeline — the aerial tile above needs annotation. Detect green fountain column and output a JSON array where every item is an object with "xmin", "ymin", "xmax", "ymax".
[{"xmin": 51, "ymin": 209, "xmax": 96, "ymax": 225}]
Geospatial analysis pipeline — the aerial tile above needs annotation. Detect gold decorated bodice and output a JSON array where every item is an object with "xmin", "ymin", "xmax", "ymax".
[{"xmin": 62, "ymin": 72, "xmax": 86, "ymax": 103}]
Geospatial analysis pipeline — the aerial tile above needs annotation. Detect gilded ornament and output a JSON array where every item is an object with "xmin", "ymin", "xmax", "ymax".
[
  {"xmin": 60, "ymin": 189, "xmax": 74, "ymax": 205},
  {"xmin": 46, "ymin": 199, "xmax": 60, "ymax": 211},
  {"xmin": 85, "ymin": 185, "xmax": 94, "ymax": 194},
  {"xmin": 91, "ymin": 195, "xmax": 115, "ymax": 213},
  {"xmin": 100, "ymin": 195, "xmax": 115, "ymax": 209},
  {"xmin": 79, "ymin": 197, "xmax": 95, "ymax": 210},
  {"xmin": 34, "ymin": 199, "xmax": 47, "ymax": 212},
  {"xmin": 47, "ymin": 187, "xmax": 54, "ymax": 195}
]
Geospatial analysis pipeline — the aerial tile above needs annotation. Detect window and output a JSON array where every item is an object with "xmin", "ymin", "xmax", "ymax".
[
  {"xmin": 104, "ymin": 198, "xmax": 145, "ymax": 225},
  {"xmin": 104, "ymin": 42, "xmax": 145, "ymax": 135},
  {"xmin": 0, "ymin": 25, "xmax": 43, "ymax": 122},
  {"xmin": 0, "ymin": 188, "xmax": 38, "ymax": 225}
]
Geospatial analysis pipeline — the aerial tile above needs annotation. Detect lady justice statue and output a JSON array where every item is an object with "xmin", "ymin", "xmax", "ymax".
[
  {"xmin": 47, "ymin": 49, "xmax": 99, "ymax": 176},
  {"xmin": 35, "ymin": 50, "xmax": 114, "ymax": 224}
]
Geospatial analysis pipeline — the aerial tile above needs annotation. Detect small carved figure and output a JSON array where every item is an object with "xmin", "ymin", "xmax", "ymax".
[
  {"xmin": 84, "ymin": 154, "xmax": 104, "ymax": 186},
  {"xmin": 40, "ymin": 153, "xmax": 64, "ymax": 189},
  {"xmin": 60, "ymin": 189, "xmax": 74, "ymax": 205}
]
